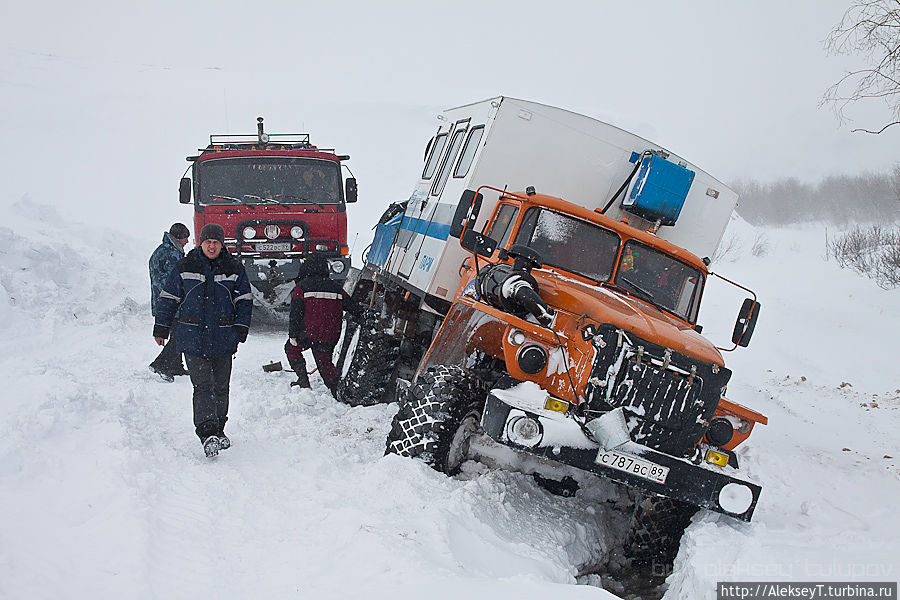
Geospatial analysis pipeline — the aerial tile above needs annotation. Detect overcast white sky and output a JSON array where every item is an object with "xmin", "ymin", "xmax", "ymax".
[{"xmin": 1, "ymin": 0, "xmax": 896, "ymax": 243}]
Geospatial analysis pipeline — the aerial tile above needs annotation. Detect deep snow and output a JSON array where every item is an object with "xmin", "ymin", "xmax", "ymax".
[{"xmin": 1, "ymin": 198, "xmax": 898, "ymax": 600}]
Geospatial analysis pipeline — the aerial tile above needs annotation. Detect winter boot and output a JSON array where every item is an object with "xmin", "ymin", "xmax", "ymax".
[
  {"xmin": 289, "ymin": 361, "xmax": 311, "ymax": 388},
  {"xmin": 217, "ymin": 433, "xmax": 231, "ymax": 450},
  {"xmin": 202, "ymin": 435, "xmax": 223, "ymax": 458}
]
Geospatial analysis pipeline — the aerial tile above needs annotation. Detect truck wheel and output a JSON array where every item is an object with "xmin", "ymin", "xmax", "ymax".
[
  {"xmin": 385, "ymin": 365, "xmax": 484, "ymax": 475},
  {"xmin": 336, "ymin": 311, "xmax": 400, "ymax": 407},
  {"xmin": 623, "ymin": 496, "xmax": 698, "ymax": 566}
]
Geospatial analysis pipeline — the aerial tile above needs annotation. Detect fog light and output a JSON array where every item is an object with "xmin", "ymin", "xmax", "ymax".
[
  {"xmin": 264, "ymin": 224, "xmax": 280, "ymax": 239},
  {"xmin": 706, "ymin": 418, "xmax": 735, "ymax": 446},
  {"xmin": 544, "ymin": 396, "xmax": 569, "ymax": 414},
  {"xmin": 507, "ymin": 415, "xmax": 543, "ymax": 447},
  {"xmin": 315, "ymin": 243, "xmax": 329, "ymax": 251},
  {"xmin": 290, "ymin": 225, "xmax": 305, "ymax": 239},
  {"xmin": 330, "ymin": 260, "xmax": 345, "ymax": 274},
  {"xmin": 242, "ymin": 226, "xmax": 257, "ymax": 240},
  {"xmin": 705, "ymin": 449, "xmax": 729, "ymax": 467},
  {"xmin": 718, "ymin": 483, "xmax": 753, "ymax": 514},
  {"xmin": 517, "ymin": 344, "xmax": 547, "ymax": 374}
]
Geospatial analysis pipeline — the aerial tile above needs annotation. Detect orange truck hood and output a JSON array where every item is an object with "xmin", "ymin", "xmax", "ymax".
[{"xmin": 534, "ymin": 269, "xmax": 724, "ymax": 367}]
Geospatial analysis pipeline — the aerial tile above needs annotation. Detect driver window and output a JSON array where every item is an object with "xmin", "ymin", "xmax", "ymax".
[{"xmin": 485, "ymin": 204, "xmax": 519, "ymax": 250}]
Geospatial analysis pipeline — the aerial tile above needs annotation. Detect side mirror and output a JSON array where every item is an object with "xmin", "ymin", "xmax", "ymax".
[
  {"xmin": 179, "ymin": 178, "xmax": 192, "ymax": 204},
  {"xmin": 460, "ymin": 229, "xmax": 498, "ymax": 258},
  {"xmin": 345, "ymin": 178, "xmax": 358, "ymax": 203},
  {"xmin": 449, "ymin": 189, "xmax": 483, "ymax": 239},
  {"xmin": 732, "ymin": 299, "xmax": 760, "ymax": 347}
]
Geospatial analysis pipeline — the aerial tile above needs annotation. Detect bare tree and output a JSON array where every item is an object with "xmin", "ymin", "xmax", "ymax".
[{"xmin": 822, "ymin": 0, "xmax": 900, "ymax": 134}]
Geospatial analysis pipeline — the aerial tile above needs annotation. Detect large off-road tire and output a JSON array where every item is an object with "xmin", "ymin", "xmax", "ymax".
[
  {"xmin": 385, "ymin": 365, "xmax": 484, "ymax": 475},
  {"xmin": 335, "ymin": 310, "xmax": 400, "ymax": 407},
  {"xmin": 623, "ymin": 495, "xmax": 698, "ymax": 566}
]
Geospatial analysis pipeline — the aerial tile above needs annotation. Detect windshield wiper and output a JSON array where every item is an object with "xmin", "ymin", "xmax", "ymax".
[
  {"xmin": 617, "ymin": 277, "xmax": 667, "ymax": 313},
  {"xmin": 210, "ymin": 194, "xmax": 246, "ymax": 204}
]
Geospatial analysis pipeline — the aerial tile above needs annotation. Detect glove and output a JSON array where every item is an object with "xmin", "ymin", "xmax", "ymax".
[
  {"xmin": 233, "ymin": 325, "xmax": 249, "ymax": 343},
  {"xmin": 289, "ymin": 337, "xmax": 298, "ymax": 346}
]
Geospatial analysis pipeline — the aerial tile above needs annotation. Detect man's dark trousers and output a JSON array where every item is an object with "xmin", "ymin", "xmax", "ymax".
[{"xmin": 185, "ymin": 353, "xmax": 232, "ymax": 440}]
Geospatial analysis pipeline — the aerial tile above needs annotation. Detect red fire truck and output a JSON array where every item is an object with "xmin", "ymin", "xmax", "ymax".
[{"xmin": 179, "ymin": 117, "xmax": 357, "ymax": 305}]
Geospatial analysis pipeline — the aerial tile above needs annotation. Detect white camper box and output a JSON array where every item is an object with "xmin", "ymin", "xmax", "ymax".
[{"xmin": 378, "ymin": 96, "xmax": 737, "ymax": 305}]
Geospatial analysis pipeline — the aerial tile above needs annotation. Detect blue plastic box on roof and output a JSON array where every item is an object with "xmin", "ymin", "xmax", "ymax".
[{"xmin": 622, "ymin": 154, "xmax": 695, "ymax": 226}]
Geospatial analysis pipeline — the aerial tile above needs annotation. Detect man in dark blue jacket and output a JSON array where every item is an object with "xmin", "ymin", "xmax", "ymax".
[
  {"xmin": 148, "ymin": 222, "xmax": 190, "ymax": 381},
  {"xmin": 153, "ymin": 223, "xmax": 253, "ymax": 457}
]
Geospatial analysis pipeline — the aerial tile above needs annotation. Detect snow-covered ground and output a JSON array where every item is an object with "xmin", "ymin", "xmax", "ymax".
[{"xmin": 1, "ymin": 196, "xmax": 897, "ymax": 600}]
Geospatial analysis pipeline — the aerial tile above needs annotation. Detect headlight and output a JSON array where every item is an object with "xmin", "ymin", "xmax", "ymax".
[
  {"xmin": 264, "ymin": 224, "xmax": 280, "ymax": 239},
  {"xmin": 517, "ymin": 344, "xmax": 547, "ymax": 375},
  {"xmin": 705, "ymin": 418, "xmax": 735, "ymax": 447},
  {"xmin": 506, "ymin": 415, "xmax": 543, "ymax": 447},
  {"xmin": 242, "ymin": 226, "xmax": 257, "ymax": 240},
  {"xmin": 330, "ymin": 260, "xmax": 346, "ymax": 274},
  {"xmin": 290, "ymin": 226, "xmax": 304, "ymax": 239},
  {"xmin": 718, "ymin": 483, "xmax": 753, "ymax": 515},
  {"xmin": 315, "ymin": 243, "xmax": 329, "ymax": 251}
]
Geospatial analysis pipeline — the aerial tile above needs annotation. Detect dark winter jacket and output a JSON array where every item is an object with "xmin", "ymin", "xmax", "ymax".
[
  {"xmin": 289, "ymin": 272, "xmax": 356, "ymax": 344},
  {"xmin": 149, "ymin": 232, "xmax": 186, "ymax": 316},
  {"xmin": 154, "ymin": 247, "xmax": 252, "ymax": 358}
]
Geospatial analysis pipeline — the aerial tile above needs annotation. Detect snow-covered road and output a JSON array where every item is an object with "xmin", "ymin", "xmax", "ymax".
[{"xmin": 1, "ymin": 200, "xmax": 898, "ymax": 600}]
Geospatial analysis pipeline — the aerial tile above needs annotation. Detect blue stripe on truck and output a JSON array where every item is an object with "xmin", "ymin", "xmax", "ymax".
[{"xmin": 400, "ymin": 215, "xmax": 451, "ymax": 241}]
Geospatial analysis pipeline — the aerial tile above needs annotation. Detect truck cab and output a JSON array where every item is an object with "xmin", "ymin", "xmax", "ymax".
[{"xmin": 180, "ymin": 117, "xmax": 357, "ymax": 305}]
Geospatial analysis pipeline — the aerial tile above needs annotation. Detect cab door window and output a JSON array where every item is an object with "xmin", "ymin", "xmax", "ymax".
[{"xmin": 485, "ymin": 203, "xmax": 519, "ymax": 250}]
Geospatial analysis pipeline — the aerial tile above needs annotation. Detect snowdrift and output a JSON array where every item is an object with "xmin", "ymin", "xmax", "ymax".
[{"xmin": 1, "ymin": 198, "xmax": 898, "ymax": 600}]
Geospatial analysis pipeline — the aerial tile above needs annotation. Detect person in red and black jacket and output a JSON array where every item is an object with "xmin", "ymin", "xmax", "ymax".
[{"xmin": 285, "ymin": 255, "xmax": 359, "ymax": 396}]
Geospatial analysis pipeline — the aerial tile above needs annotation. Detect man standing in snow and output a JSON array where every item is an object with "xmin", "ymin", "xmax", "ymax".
[
  {"xmin": 148, "ymin": 222, "xmax": 191, "ymax": 381},
  {"xmin": 153, "ymin": 223, "xmax": 253, "ymax": 457},
  {"xmin": 285, "ymin": 254, "xmax": 358, "ymax": 397}
]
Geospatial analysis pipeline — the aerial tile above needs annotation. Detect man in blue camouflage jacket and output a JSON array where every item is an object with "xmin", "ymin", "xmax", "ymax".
[
  {"xmin": 148, "ymin": 223, "xmax": 190, "ymax": 380},
  {"xmin": 153, "ymin": 224, "xmax": 253, "ymax": 457}
]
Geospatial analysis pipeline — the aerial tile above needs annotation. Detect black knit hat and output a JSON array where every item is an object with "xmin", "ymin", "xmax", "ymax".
[
  {"xmin": 169, "ymin": 222, "xmax": 190, "ymax": 239},
  {"xmin": 199, "ymin": 223, "xmax": 226, "ymax": 244}
]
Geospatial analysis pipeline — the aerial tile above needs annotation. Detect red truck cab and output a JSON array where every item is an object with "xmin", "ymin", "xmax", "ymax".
[{"xmin": 179, "ymin": 117, "xmax": 357, "ymax": 305}]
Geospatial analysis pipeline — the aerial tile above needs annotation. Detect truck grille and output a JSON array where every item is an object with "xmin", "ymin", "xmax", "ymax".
[{"xmin": 584, "ymin": 325, "xmax": 728, "ymax": 457}]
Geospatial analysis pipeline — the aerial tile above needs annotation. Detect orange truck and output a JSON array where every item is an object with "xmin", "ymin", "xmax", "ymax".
[{"xmin": 338, "ymin": 98, "xmax": 764, "ymax": 562}]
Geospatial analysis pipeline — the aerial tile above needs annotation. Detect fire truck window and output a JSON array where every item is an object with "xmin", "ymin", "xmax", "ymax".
[
  {"xmin": 486, "ymin": 204, "xmax": 518, "ymax": 250},
  {"xmin": 515, "ymin": 208, "xmax": 619, "ymax": 283},
  {"xmin": 431, "ymin": 129, "xmax": 466, "ymax": 196},
  {"xmin": 422, "ymin": 133, "xmax": 448, "ymax": 180},
  {"xmin": 453, "ymin": 126, "xmax": 485, "ymax": 178}
]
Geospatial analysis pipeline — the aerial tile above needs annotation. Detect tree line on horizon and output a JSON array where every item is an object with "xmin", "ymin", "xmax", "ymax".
[{"xmin": 730, "ymin": 166, "xmax": 900, "ymax": 226}]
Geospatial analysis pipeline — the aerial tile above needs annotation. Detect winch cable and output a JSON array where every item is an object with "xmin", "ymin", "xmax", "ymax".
[{"xmin": 600, "ymin": 150, "xmax": 650, "ymax": 215}]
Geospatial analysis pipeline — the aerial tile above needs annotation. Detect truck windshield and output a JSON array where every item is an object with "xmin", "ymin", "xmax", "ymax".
[
  {"xmin": 614, "ymin": 240, "xmax": 704, "ymax": 323},
  {"xmin": 197, "ymin": 157, "xmax": 341, "ymax": 206},
  {"xmin": 514, "ymin": 208, "xmax": 620, "ymax": 282}
]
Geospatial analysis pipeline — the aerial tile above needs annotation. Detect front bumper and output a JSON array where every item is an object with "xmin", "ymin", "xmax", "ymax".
[{"xmin": 480, "ymin": 392, "xmax": 762, "ymax": 521}]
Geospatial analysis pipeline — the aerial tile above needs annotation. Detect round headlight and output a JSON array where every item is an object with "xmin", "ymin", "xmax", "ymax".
[
  {"xmin": 242, "ymin": 226, "xmax": 257, "ymax": 240},
  {"xmin": 290, "ymin": 226, "xmax": 304, "ymax": 239},
  {"xmin": 507, "ymin": 415, "xmax": 543, "ymax": 447},
  {"xmin": 718, "ymin": 483, "xmax": 754, "ymax": 515},
  {"xmin": 508, "ymin": 329, "xmax": 526, "ymax": 346},
  {"xmin": 330, "ymin": 260, "xmax": 346, "ymax": 274},
  {"xmin": 264, "ymin": 224, "xmax": 280, "ymax": 239},
  {"xmin": 705, "ymin": 418, "xmax": 735, "ymax": 447},
  {"xmin": 517, "ymin": 344, "xmax": 547, "ymax": 375}
]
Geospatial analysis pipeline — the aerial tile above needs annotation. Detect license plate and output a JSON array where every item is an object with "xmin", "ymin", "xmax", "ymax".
[
  {"xmin": 256, "ymin": 243, "xmax": 292, "ymax": 252},
  {"xmin": 595, "ymin": 450, "xmax": 670, "ymax": 483}
]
